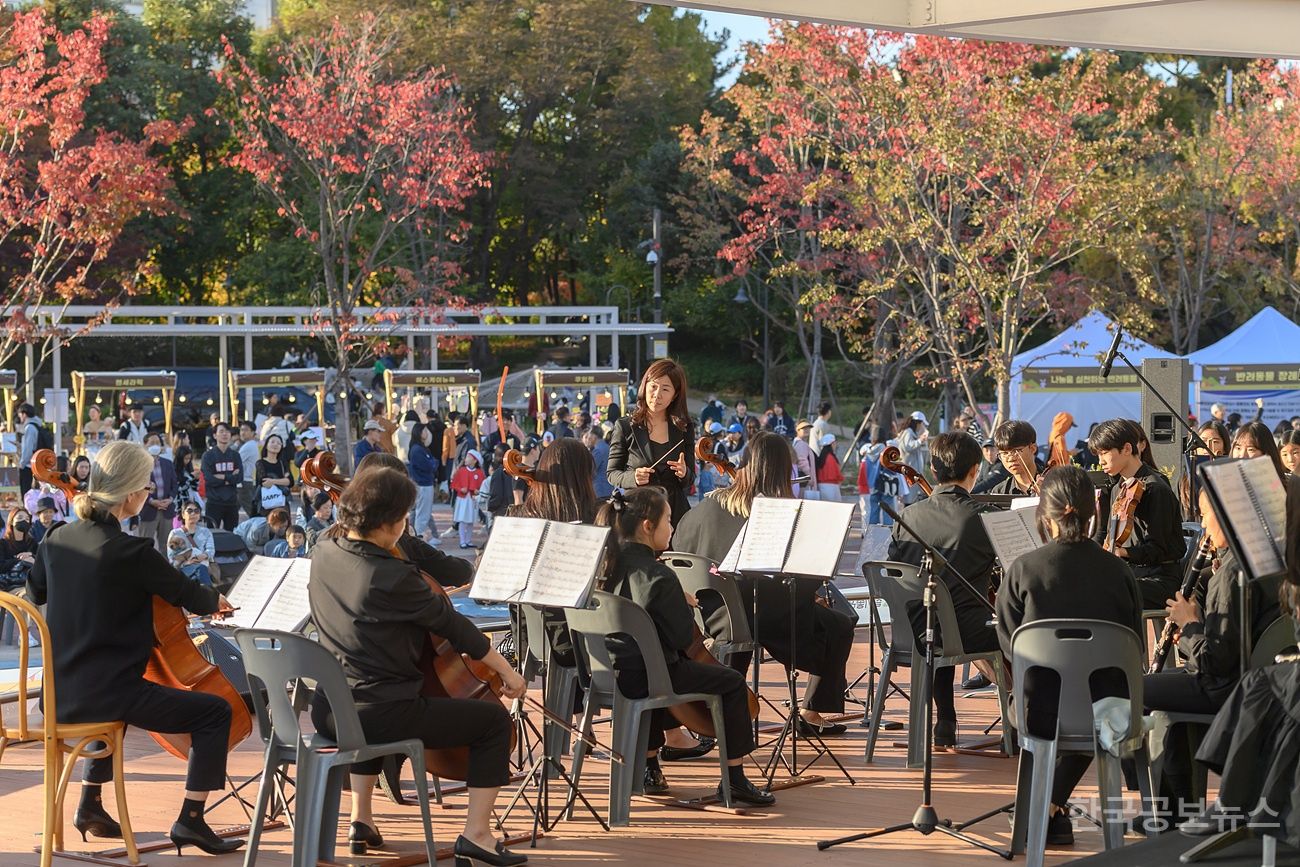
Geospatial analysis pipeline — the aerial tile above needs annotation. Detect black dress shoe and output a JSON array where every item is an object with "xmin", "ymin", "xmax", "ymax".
[
  {"xmin": 453, "ymin": 834, "xmax": 528, "ymax": 866},
  {"xmin": 659, "ymin": 736, "xmax": 716, "ymax": 762},
  {"xmin": 168, "ymin": 821, "xmax": 246, "ymax": 856},
  {"xmin": 1046, "ymin": 811, "xmax": 1075, "ymax": 846},
  {"xmin": 796, "ymin": 717, "xmax": 848, "ymax": 737},
  {"xmin": 962, "ymin": 673, "xmax": 992, "ymax": 690},
  {"xmin": 642, "ymin": 764, "xmax": 670, "ymax": 795},
  {"xmin": 1180, "ymin": 804, "xmax": 1245, "ymax": 837},
  {"xmin": 934, "ymin": 719, "xmax": 957, "ymax": 748},
  {"xmin": 349, "ymin": 821, "xmax": 384, "ymax": 855},
  {"xmin": 719, "ymin": 775, "xmax": 776, "ymax": 807},
  {"xmin": 73, "ymin": 802, "xmax": 122, "ymax": 841}
]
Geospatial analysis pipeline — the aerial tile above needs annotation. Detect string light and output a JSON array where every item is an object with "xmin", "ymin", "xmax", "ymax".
[
  {"xmin": 205, "ymin": 398, "xmax": 214, "ymax": 406},
  {"xmin": 550, "ymin": 391, "xmax": 558, "ymax": 400},
  {"xmin": 124, "ymin": 397, "xmax": 132, "ymax": 406},
  {"xmin": 95, "ymin": 395, "xmax": 102, "ymax": 404},
  {"xmin": 152, "ymin": 396, "xmax": 161, "ymax": 404},
  {"xmin": 178, "ymin": 394, "xmax": 187, "ymax": 403}
]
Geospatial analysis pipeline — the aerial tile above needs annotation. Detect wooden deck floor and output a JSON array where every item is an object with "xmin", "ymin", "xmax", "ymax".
[{"xmin": 0, "ymin": 634, "xmax": 1144, "ymax": 867}]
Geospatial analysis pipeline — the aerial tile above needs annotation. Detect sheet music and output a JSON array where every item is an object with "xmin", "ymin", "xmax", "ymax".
[
  {"xmin": 521, "ymin": 522, "xmax": 609, "ymax": 608},
  {"xmin": 737, "ymin": 496, "xmax": 800, "ymax": 572},
  {"xmin": 470, "ymin": 516, "xmax": 548, "ymax": 603},
  {"xmin": 1011, "ymin": 496, "xmax": 1040, "ymax": 512},
  {"xmin": 718, "ymin": 523, "xmax": 745, "ymax": 574},
  {"xmin": 980, "ymin": 508, "xmax": 1043, "ymax": 569},
  {"xmin": 254, "ymin": 557, "xmax": 313, "ymax": 632},
  {"xmin": 785, "ymin": 499, "xmax": 854, "ymax": 577},
  {"xmin": 1202, "ymin": 457, "xmax": 1288, "ymax": 580},
  {"xmin": 223, "ymin": 556, "xmax": 292, "ymax": 629}
]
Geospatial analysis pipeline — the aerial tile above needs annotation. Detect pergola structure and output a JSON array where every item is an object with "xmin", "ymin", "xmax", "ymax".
[
  {"xmin": 0, "ymin": 370, "xmax": 16, "ymax": 436},
  {"xmin": 533, "ymin": 368, "xmax": 631, "ymax": 433},
  {"xmin": 383, "ymin": 369, "xmax": 481, "ymax": 420},
  {"xmin": 22, "ymin": 305, "xmax": 664, "ymax": 417},
  {"xmin": 228, "ymin": 368, "xmax": 327, "ymax": 430},
  {"xmin": 70, "ymin": 371, "xmax": 177, "ymax": 452},
  {"xmin": 661, "ymin": 1, "xmax": 1300, "ymax": 58}
]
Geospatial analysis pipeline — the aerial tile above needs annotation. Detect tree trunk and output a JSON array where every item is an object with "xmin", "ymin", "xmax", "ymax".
[
  {"xmin": 334, "ymin": 373, "xmax": 356, "ymax": 473},
  {"xmin": 804, "ymin": 318, "xmax": 824, "ymax": 419},
  {"xmin": 995, "ymin": 375, "xmax": 1012, "ymax": 429},
  {"xmin": 868, "ymin": 376, "xmax": 897, "ymax": 443}
]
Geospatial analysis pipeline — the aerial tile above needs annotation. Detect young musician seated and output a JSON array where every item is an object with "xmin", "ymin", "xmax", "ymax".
[
  {"xmin": 887, "ymin": 431, "xmax": 1000, "ymax": 748},
  {"xmin": 1088, "ymin": 419, "xmax": 1186, "ymax": 609},
  {"xmin": 672, "ymin": 430, "xmax": 857, "ymax": 737},
  {"xmin": 599, "ymin": 487, "xmax": 775, "ymax": 806},
  {"xmin": 27, "ymin": 441, "xmax": 243, "ymax": 856},
  {"xmin": 1139, "ymin": 485, "xmax": 1281, "ymax": 831},
  {"xmin": 985, "ymin": 420, "xmax": 1044, "ymax": 497},
  {"xmin": 308, "ymin": 466, "xmax": 529, "ymax": 865},
  {"xmin": 995, "ymin": 466, "xmax": 1143, "ymax": 847}
]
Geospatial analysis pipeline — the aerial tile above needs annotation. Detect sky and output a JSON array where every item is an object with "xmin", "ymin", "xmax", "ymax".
[{"xmin": 696, "ymin": 10, "xmax": 773, "ymax": 82}]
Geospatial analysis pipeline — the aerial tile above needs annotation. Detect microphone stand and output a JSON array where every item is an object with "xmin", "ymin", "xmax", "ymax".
[{"xmin": 817, "ymin": 502, "xmax": 1010, "ymax": 858}]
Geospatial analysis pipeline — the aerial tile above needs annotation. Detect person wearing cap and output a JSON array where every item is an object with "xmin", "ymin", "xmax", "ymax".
[
  {"xmin": 31, "ymin": 495, "xmax": 63, "ymax": 544},
  {"xmin": 118, "ymin": 404, "xmax": 149, "ymax": 445},
  {"xmin": 450, "ymin": 448, "xmax": 485, "ymax": 549},
  {"xmin": 898, "ymin": 411, "xmax": 930, "ymax": 502},
  {"xmin": 814, "ymin": 433, "xmax": 843, "ymax": 501},
  {"xmin": 721, "ymin": 423, "xmax": 746, "ymax": 466},
  {"xmin": 793, "ymin": 420, "xmax": 817, "ymax": 498},
  {"xmin": 957, "ymin": 405, "xmax": 985, "ymax": 441},
  {"xmin": 972, "ymin": 436, "xmax": 1009, "ymax": 493},
  {"xmin": 354, "ymin": 418, "xmax": 386, "ymax": 469}
]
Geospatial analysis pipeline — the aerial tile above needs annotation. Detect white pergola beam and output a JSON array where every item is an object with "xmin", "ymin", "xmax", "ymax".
[{"xmin": 665, "ymin": 0, "xmax": 1300, "ymax": 59}]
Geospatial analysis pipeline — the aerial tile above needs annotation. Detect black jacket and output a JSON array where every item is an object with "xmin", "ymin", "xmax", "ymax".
[
  {"xmin": 603, "ymin": 541, "xmax": 695, "ymax": 671},
  {"xmin": 201, "ymin": 443, "xmax": 243, "ymax": 505},
  {"xmin": 1092, "ymin": 463, "xmax": 1186, "ymax": 582},
  {"xmin": 607, "ymin": 417, "xmax": 695, "ymax": 526},
  {"xmin": 27, "ymin": 517, "xmax": 221, "ymax": 722},
  {"xmin": 397, "ymin": 532, "xmax": 474, "ymax": 588},
  {"xmin": 309, "ymin": 536, "xmax": 488, "ymax": 704}
]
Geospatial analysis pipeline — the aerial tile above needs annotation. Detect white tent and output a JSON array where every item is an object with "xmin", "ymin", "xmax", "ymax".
[
  {"xmin": 1187, "ymin": 306, "xmax": 1300, "ymax": 427},
  {"xmin": 1010, "ymin": 311, "xmax": 1173, "ymax": 438},
  {"xmin": 660, "ymin": 1, "xmax": 1300, "ymax": 59}
]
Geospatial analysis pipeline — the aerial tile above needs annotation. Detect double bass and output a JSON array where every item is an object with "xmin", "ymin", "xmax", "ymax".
[
  {"xmin": 31, "ymin": 449, "xmax": 252, "ymax": 759},
  {"xmin": 301, "ymin": 451, "xmax": 515, "ymax": 781}
]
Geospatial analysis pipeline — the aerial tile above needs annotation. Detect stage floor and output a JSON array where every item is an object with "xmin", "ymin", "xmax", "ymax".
[{"xmin": 0, "ymin": 635, "xmax": 1173, "ymax": 867}]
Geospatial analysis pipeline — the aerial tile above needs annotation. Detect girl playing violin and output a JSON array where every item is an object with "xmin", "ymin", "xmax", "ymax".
[{"xmin": 599, "ymin": 487, "xmax": 775, "ymax": 806}]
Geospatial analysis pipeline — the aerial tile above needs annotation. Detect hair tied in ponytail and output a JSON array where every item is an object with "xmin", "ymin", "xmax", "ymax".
[{"xmin": 609, "ymin": 490, "xmax": 626, "ymax": 513}]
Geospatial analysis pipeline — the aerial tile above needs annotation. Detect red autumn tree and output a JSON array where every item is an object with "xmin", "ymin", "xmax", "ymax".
[
  {"xmin": 215, "ymin": 14, "xmax": 488, "ymax": 465},
  {"xmin": 0, "ymin": 9, "xmax": 178, "ymax": 377}
]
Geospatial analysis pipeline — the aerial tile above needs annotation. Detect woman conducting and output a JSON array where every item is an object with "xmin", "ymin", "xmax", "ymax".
[
  {"xmin": 308, "ymin": 465, "xmax": 528, "ymax": 866},
  {"xmin": 607, "ymin": 358, "xmax": 695, "ymax": 526},
  {"xmin": 26, "ymin": 440, "xmax": 242, "ymax": 856}
]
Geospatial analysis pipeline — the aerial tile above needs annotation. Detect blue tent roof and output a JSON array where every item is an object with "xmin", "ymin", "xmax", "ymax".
[
  {"xmin": 1012, "ymin": 310, "xmax": 1171, "ymax": 375},
  {"xmin": 1187, "ymin": 306, "xmax": 1300, "ymax": 367}
]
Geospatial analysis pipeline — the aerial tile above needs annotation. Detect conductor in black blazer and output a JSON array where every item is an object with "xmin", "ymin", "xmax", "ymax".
[
  {"xmin": 887, "ymin": 430, "xmax": 1000, "ymax": 748},
  {"xmin": 607, "ymin": 358, "xmax": 695, "ymax": 527},
  {"xmin": 27, "ymin": 441, "xmax": 242, "ymax": 856}
]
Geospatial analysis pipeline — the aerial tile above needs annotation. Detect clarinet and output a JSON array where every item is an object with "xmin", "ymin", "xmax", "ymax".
[{"xmin": 1150, "ymin": 535, "xmax": 1216, "ymax": 673}]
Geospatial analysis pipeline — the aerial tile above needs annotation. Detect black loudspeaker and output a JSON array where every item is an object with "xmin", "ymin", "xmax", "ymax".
[
  {"xmin": 1141, "ymin": 358, "xmax": 1193, "ymax": 483},
  {"xmin": 188, "ymin": 623, "xmax": 254, "ymax": 711}
]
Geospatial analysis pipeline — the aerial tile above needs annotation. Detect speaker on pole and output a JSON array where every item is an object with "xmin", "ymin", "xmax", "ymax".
[{"xmin": 1140, "ymin": 358, "xmax": 1193, "ymax": 482}]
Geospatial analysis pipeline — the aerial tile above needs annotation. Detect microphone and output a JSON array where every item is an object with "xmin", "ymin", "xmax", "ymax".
[{"xmin": 1099, "ymin": 327, "xmax": 1124, "ymax": 379}]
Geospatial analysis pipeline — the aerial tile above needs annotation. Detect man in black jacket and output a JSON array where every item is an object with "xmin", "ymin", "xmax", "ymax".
[
  {"xmin": 1088, "ymin": 419, "xmax": 1186, "ymax": 609},
  {"xmin": 888, "ymin": 430, "xmax": 999, "ymax": 748},
  {"xmin": 201, "ymin": 422, "xmax": 242, "ymax": 531},
  {"xmin": 984, "ymin": 419, "xmax": 1044, "ymax": 497}
]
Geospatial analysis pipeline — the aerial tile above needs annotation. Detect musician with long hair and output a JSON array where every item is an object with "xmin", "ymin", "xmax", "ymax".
[
  {"xmin": 995, "ymin": 466, "xmax": 1143, "ymax": 847},
  {"xmin": 599, "ymin": 487, "xmax": 774, "ymax": 806},
  {"xmin": 607, "ymin": 359, "xmax": 695, "ymax": 526},
  {"xmin": 26, "ymin": 441, "xmax": 242, "ymax": 856},
  {"xmin": 1088, "ymin": 419, "xmax": 1186, "ymax": 608},
  {"xmin": 308, "ymin": 466, "xmax": 528, "ymax": 865},
  {"xmin": 673, "ymin": 430, "xmax": 857, "ymax": 737}
]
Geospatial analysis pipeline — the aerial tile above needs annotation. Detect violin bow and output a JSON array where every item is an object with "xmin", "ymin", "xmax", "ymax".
[{"xmin": 496, "ymin": 365, "xmax": 508, "ymax": 445}]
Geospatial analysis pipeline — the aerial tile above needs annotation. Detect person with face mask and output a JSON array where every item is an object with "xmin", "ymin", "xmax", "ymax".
[{"xmin": 137, "ymin": 433, "xmax": 178, "ymax": 552}]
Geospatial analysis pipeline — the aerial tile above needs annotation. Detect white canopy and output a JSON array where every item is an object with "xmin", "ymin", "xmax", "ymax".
[
  {"xmin": 663, "ymin": 1, "xmax": 1300, "ymax": 59},
  {"xmin": 1187, "ymin": 306, "xmax": 1300, "ymax": 371},
  {"xmin": 1188, "ymin": 306, "xmax": 1300, "ymax": 427},
  {"xmin": 1010, "ymin": 311, "xmax": 1173, "ymax": 439}
]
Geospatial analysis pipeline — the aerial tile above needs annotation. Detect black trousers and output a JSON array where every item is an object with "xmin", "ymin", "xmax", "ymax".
[
  {"xmin": 205, "ymin": 500, "xmax": 239, "ymax": 532},
  {"xmin": 313, "ymin": 695, "xmax": 513, "ymax": 789},
  {"xmin": 85, "ymin": 681, "xmax": 231, "ymax": 792},
  {"xmin": 617, "ymin": 659, "xmax": 756, "ymax": 759},
  {"xmin": 1136, "ymin": 573, "xmax": 1182, "ymax": 611},
  {"xmin": 925, "ymin": 613, "xmax": 999, "ymax": 726},
  {"xmin": 1143, "ymin": 670, "xmax": 1223, "ymax": 810},
  {"xmin": 19, "ymin": 468, "xmax": 32, "ymax": 502}
]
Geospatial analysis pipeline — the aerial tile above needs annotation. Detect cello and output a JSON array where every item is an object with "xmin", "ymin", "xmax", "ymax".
[
  {"xmin": 880, "ymin": 444, "xmax": 932, "ymax": 497},
  {"xmin": 31, "ymin": 449, "xmax": 252, "ymax": 760},
  {"xmin": 301, "ymin": 451, "xmax": 516, "ymax": 781}
]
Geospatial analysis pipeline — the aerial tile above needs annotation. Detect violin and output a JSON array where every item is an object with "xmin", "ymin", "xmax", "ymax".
[
  {"xmin": 880, "ymin": 445, "xmax": 932, "ymax": 497},
  {"xmin": 303, "ymin": 451, "xmax": 516, "ymax": 781},
  {"xmin": 31, "ymin": 448, "xmax": 253, "ymax": 760},
  {"xmin": 1104, "ymin": 477, "xmax": 1147, "ymax": 553},
  {"xmin": 695, "ymin": 437, "xmax": 737, "ymax": 481}
]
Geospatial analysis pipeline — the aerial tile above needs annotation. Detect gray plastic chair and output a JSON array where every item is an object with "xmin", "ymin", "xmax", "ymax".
[
  {"xmin": 563, "ymin": 591, "xmax": 733, "ymax": 827},
  {"xmin": 1148, "ymin": 613, "xmax": 1297, "ymax": 804},
  {"xmin": 1007, "ymin": 619, "xmax": 1156, "ymax": 867},
  {"xmin": 660, "ymin": 551, "xmax": 757, "ymax": 666},
  {"xmin": 234, "ymin": 629, "xmax": 437, "ymax": 867},
  {"xmin": 865, "ymin": 560, "xmax": 1013, "ymax": 767},
  {"xmin": 860, "ymin": 561, "xmax": 915, "ymax": 761},
  {"xmin": 519, "ymin": 603, "xmax": 580, "ymax": 780}
]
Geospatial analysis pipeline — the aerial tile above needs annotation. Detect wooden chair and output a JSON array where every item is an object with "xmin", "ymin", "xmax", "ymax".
[{"xmin": 0, "ymin": 591, "xmax": 140, "ymax": 867}]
